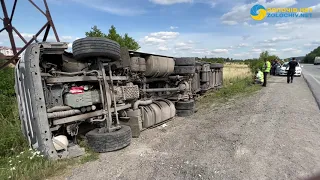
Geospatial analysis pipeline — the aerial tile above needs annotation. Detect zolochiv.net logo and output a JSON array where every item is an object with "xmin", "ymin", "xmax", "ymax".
[{"xmin": 250, "ymin": 4, "xmax": 313, "ymax": 21}]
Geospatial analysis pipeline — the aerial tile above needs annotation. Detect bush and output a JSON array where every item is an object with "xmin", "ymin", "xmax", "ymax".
[{"xmin": 246, "ymin": 59, "xmax": 265, "ymax": 74}]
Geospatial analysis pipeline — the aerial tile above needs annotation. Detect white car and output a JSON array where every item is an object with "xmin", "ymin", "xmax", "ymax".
[{"xmin": 276, "ymin": 62, "xmax": 302, "ymax": 77}]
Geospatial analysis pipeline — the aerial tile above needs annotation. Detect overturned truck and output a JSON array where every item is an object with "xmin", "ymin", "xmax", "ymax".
[{"xmin": 14, "ymin": 37, "xmax": 223, "ymax": 159}]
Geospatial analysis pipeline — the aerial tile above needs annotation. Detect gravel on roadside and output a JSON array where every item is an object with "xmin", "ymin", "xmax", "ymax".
[{"xmin": 52, "ymin": 76, "xmax": 320, "ymax": 180}]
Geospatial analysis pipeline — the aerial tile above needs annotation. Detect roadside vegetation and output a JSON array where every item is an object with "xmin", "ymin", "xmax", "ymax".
[
  {"xmin": 197, "ymin": 50, "xmax": 282, "ymax": 106},
  {"xmin": 303, "ymin": 46, "xmax": 320, "ymax": 63},
  {"xmin": 197, "ymin": 62, "xmax": 261, "ymax": 106}
]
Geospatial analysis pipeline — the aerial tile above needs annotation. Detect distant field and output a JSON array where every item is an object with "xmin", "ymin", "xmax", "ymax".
[{"xmin": 223, "ymin": 63, "xmax": 252, "ymax": 86}]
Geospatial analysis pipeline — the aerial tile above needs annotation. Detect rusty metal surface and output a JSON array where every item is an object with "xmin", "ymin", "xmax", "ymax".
[{"xmin": 0, "ymin": 0, "xmax": 60, "ymax": 69}]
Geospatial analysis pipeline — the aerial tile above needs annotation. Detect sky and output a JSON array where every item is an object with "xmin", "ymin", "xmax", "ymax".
[{"xmin": 0, "ymin": 0, "xmax": 320, "ymax": 59}]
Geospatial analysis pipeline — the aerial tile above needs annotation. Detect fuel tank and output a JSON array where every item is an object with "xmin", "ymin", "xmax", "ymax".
[
  {"xmin": 144, "ymin": 55, "xmax": 175, "ymax": 77},
  {"xmin": 140, "ymin": 99, "xmax": 176, "ymax": 128}
]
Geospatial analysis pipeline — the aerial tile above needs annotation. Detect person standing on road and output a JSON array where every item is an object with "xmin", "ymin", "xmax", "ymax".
[
  {"xmin": 262, "ymin": 58, "xmax": 271, "ymax": 87},
  {"xmin": 287, "ymin": 58, "xmax": 298, "ymax": 83},
  {"xmin": 271, "ymin": 60, "xmax": 276, "ymax": 76}
]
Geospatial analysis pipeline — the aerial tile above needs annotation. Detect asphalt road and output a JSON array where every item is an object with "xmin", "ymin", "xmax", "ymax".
[
  {"xmin": 52, "ymin": 76, "xmax": 320, "ymax": 180},
  {"xmin": 301, "ymin": 64, "xmax": 320, "ymax": 108}
]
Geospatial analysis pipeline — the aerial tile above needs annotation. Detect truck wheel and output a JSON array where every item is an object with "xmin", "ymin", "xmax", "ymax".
[
  {"xmin": 174, "ymin": 57, "xmax": 196, "ymax": 66},
  {"xmin": 174, "ymin": 66, "xmax": 195, "ymax": 75},
  {"xmin": 176, "ymin": 109, "xmax": 194, "ymax": 117},
  {"xmin": 210, "ymin": 63, "xmax": 224, "ymax": 68},
  {"xmin": 72, "ymin": 37, "xmax": 121, "ymax": 61},
  {"xmin": 175, "ymin": 99, "xmax": 195, "ymax": 110},
  {"xmin": 86, "ymin": 125, "xmax": 132, "ymax": 153}
]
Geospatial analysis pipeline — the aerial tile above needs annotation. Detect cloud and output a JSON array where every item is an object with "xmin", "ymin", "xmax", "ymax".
[
  {"xmin": 237, "ymin": 43, "xmax": 249, "ymax": 48},
  {"xmin": 281, "ymin": 48, "xmax": 302, "ymax": 53},
  {"xmin": 304, "ymin": 40, "xmax": 320, "ymax": 47},
  {"xmin": 251, "ymin": 48, "xmax": 262, "ymax": 53},
  {"xmin": 158, "ymin": 46, "xmax": 170, "ymax": 51},
  {"xmin": 221, "ymin": 0, "xmax": 297, "ymax": 25},
  {"xmin": 310, "ymin": 3, "xmax": 320, "ymax": 18},
  {"xmin": 274, "ymin": 22, "xmax": 294, "ymax": 30},
  {"xmin": 223, "ymin": 21, "xmax": 238, "ymax": 25},
  {"xmin": 191, "ymin": 49, "xmax": 209, "ymax": 54},
  {"xmin": 243, "ymin": 22, "xmax": 269, "ymax": 27},
  {"xmin": 170, "ymin": 26, "xmax": 179, "ymax": 30},
  {"xmin": 258, "ymin": 43, "xmax": 276, "ymax": 48},
  {"xmin": 149, "ymin": 31, "xmax": 180, "ymax": 39},
  {"xmin": 0, "ymin": 31, "xmax": 74, "ymax": 43},
  {"xmin": 140, "ymin": 31, "xmax": 180, "ymax": 45},
  {"xmin": 174, "ymin": 42, "xmax": 193, "ymax": 50},
  {"xmin": 242, "ymin": 35, "xmax": 251, "ymax": 40},
  {"xmin": 263, "ymin": 35, "xmax": 301, "ymax": 43},
  {"xmin": 233, "ymin": 52, "xmax": 250, "ymax": 57},
  {"xmin": 141, "ymin": 36, "xmax": 166, "ymax": 44},
  {"xmin": 212, "ymin": 49, "xmax": 228, "ymax": 53},
  {"xmin": 191, "ymin": 48, "xmax": 228, "ymax": 55}
]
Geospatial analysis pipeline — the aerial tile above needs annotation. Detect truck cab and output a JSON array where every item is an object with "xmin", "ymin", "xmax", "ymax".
[{"xmin": 314, "ymin": 57, "xmax": 320, "ymax": 65}]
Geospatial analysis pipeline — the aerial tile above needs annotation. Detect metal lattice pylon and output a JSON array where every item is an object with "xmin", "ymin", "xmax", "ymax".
[{"xmin": 0, "ymin": 0, "xmax": 60, "ymax": 69}]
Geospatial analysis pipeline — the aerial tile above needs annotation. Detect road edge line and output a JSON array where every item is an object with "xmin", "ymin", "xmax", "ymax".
[{"xmin": 302, "ymin": 72, "xmax": 320, "ymax": 110}]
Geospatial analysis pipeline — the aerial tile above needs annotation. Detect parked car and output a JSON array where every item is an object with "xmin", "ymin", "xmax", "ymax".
[{"xmin": 275, "ymin": 62, "xmax": 302, "ymax": 77}]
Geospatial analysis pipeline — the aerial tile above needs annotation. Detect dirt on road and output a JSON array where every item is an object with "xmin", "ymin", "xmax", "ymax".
[{"xmin": 54, "ymin": 76, "xmax": 320, "ymax": 180}]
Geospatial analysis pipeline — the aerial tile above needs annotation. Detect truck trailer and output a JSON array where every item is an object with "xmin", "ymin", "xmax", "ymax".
[{"xmin": 14, "ymin": 37, "xmax": 223, "ymax": 159}]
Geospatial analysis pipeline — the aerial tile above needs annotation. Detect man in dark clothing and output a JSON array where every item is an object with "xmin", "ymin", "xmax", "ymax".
[
  {"xmin": 271, "ymin": 59, "xmax": 278, "ymax": 76},
  {"xmin": 287, "ymin": 58, "xmax": 298, "ymax": 83}
]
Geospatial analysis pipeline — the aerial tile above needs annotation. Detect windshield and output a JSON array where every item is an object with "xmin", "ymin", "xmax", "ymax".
[{"xmin": 282, "ymin": 62, "xmax": 300, "ymax": 67}]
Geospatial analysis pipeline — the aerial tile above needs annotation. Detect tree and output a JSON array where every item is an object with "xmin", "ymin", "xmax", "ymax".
[
  {"xmin": 259, "ymin": 51, "xmax": 269, "ymax": 60},
  {"xmin": 245, "ymin": 51, "xmax": 280, "ymax": 73},
  {"xmin": 303, "ymin": 46, "xmax": 320, "ymax": 63},
  {"xmin": 106, "ymin": 25, "xmax": 122, "ymax": 43},
  {"xmin": 85, "ymin": 25, "xmax": 106, "ymax": 38},
  {"xmin": 85, "ymin": 25, "xmax": 140, "ymax": 51}
]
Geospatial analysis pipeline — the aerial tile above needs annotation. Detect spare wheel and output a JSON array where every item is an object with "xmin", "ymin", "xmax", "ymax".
[
  {"xmin": 72, "ymin": 37, "xmax": 121, "ymax": 61},
  {"xmin": 86, "ymin": 125, "xmax": 132, "ymax": 153}
]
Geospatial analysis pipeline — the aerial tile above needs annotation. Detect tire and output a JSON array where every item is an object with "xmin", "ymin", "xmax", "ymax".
[
  {"xmin": 210, "ymin": 63, "xmax": 224, "ymax": 68},
  {"xmin": 86, "ymin": 125, "xmax": 132, "ymax": 153},
  {"xmin": 72, "ymin": 37, "xmax": 121, "ymax": 61},
  {"xmin": 175, "ymin": 99, "xmax": 195, "ymax": 110},
  {"xmin": 174, "ymin": 57, "xmax": 196, "ymax": 66},
  {"xmin": 176, "ymin": 109, "xmax": 194, "ymax": 117},
  {"xmin": 174, "ymin": 66, "xmax": 195, "ymax": 75}
]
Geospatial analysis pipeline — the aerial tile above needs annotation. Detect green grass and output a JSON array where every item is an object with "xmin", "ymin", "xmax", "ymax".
[
  {"xmin": 197, "ymin": 77, "xmax": 262, "ymax": 107},
  {"xmin": 0, "ymin": 147, "xmax": 98, "ymax": 180},
  {"xmin": 0, "ymin": 64, "xmax": 98, "ymax": 180}
]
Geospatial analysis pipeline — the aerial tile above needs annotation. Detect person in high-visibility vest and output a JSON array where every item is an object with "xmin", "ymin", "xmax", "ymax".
[
  {"xmin": 262, "ymin": 58, "xmax": 271, "ymax": 87},
  {"xmin": 255, "ymin": 68, "xmax": 264, "ymax": 84}
]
